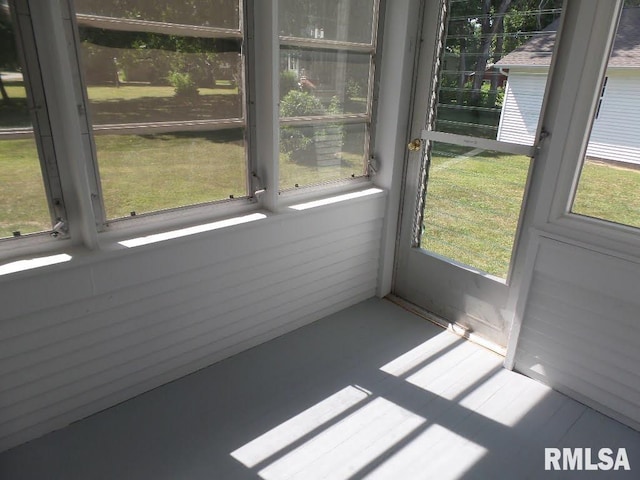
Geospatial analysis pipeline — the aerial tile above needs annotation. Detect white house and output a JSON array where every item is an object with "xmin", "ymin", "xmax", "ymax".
[{"xmin": 497, "ymin": 6, "xmax": 640, "ymax": 166}]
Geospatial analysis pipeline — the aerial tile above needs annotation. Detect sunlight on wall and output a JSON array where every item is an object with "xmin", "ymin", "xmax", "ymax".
[
  {"xmin": 118, "ymin": 213, "xmax": 267, "ymax": 247},
  {"xmin": 0, "ymin": 253, "xmax": 72, "ymax": 276}
]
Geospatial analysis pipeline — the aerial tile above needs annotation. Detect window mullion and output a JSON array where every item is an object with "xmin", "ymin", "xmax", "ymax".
[
  {"xmin": 28, "ymin": 0, "xmax": 100, "ymax": 249},
  {"xmin": 250, "ymin": 0, "xmax": 280, "ymax": 211}
]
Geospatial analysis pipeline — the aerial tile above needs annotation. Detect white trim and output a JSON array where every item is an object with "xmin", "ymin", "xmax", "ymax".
[
  {"xmin": 421, "ymin": 130, "xmax": 535, "ymax": 157},
  {"xmin": 75, "ymin": 13, "xmax": 243, "ymax": 39},
  {"xmin": 251, "ymin": 0, "xmax": 279, "ymax": 212},
  {"xmin": 279, "ymin": 36, "xmax": 375, "ymax": 53}
]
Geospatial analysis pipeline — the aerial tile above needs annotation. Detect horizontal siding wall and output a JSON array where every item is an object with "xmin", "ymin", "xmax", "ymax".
[
  {"xmin": 514, "ymin": 237, "xmax": 640, "ymax": 430},
  {"xmin": 497, "ymin": 72, "xmax": 546, "ymax": 145},
  {"xmin": 588, "ymin": 73, "xmax": 640, "ymax": 165},
  {"xmin": 0, "ymin": 192, "xmax": 386, "ymax": 452},
  {"xmin": 499, "ymin": 71, "xmax": 640, "ymax": 164}
]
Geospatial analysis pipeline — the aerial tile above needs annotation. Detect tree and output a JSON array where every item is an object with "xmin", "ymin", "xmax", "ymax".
[{"xmin": 445, "ymin": 0, "xmax": 563, "ymax": 107}]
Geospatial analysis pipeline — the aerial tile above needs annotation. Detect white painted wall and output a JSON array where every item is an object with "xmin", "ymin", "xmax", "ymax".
[
  {"xmin": 498, "ymin": 70, "xmax": 640, "ymax": 165},
  {"xmin": 0, "ymin": 192, "xmax": 386, "ymax": 452},
  {"xmin": 514, "ymin": 236, "xmax": 640, "ymax": 430}
]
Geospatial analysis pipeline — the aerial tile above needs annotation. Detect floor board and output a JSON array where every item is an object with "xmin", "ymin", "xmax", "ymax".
[{"xmin": 1, "ymin": 298, "xmax": 638, "ymax": 479}]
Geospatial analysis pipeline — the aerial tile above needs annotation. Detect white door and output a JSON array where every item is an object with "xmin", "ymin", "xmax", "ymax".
[{"xmin": 393, "ymin": 0, "xmax": 563, "ymax": 348}]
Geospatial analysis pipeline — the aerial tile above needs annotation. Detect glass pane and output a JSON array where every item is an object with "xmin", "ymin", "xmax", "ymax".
[
  {"xmin": 421, "ymin": 143, "xmax": 530, "ymax": 279},
  {"xmin": 279, "ymin": 123, "xmax": 366, "ymax": 190},
  {"xmin": 97, "ymin": 130, "xmax": 246, "ymax": 219},
  {"xmin": 0, "ymin": 7, "xmax": 51, "ymax": 238},
  {"xmin": 79, "ymin": 34, "xmax": 243, "ymax": 125},
  {"xmin": 418, "ymin": 1, "xmax": 563, "ymax": 279},
  {"xmin": 437, "ymin": 1, "xmax": 562, "ymax": 142},
  {"xmin": 74, "ymin": 0, "xmax": 240, "ymax": 29},
  {"xmin": 572, "ymin": 2, "xmax": 640, "ymax": 230},
  {"xmin": 278, "ymin": 0, "xmax": 378, "ymax": 190},
  {"xmin": 75, "ymin": 1, "xmax": 247, "ymax": 220},
  {"xmin": 279, "ymin": 49, "xmax": 370, "ymax": 116},
  {"xmin": 278, "ymin": 0, "xmax": 376, "ymax": 44}
]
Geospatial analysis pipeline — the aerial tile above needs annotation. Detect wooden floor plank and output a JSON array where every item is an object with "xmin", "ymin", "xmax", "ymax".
[{"xmin": 1, "ymin": 297, "xmax": 638, "ymax": 480}]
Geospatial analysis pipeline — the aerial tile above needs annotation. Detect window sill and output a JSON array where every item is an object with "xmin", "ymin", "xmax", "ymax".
[{"xmin": 0, "ymin": 183, "xmax": 386, "ymax": 280}]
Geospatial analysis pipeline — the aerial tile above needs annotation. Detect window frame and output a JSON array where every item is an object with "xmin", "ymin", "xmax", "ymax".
[
  {"xmin": 0, "ymin": 0, "xmax": 385, "ymax": 261},
  {"xmin": 0, "ymin": 0, "xmax": 68, "ymax": 245},
  {"xmin": 276, "ymin": 0, "xmax": 384, "ymax": 195},
  {"xmin": 542, "ymin": 0, "xmax": 640, "ymax": 259}
]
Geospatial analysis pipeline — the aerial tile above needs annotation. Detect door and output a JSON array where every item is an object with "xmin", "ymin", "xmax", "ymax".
[{"xmin": 393, "ymin": 0, "xmax": 564, "ymax": 347}]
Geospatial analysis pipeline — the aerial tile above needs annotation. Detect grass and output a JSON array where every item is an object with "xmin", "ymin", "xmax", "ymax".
[
  {"xmin": 0, "ymin": 129, "xmax": 365, "ymax": 237},
  {"xmin": 421, "ymin": 145, "xmax": 640, "ymax": 278},
  {"xmin": 3, "ymin": 83, "xmax": 639, "ymax": 257}
]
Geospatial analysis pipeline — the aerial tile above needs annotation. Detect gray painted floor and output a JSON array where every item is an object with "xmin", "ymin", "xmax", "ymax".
[{"xmin": 1, "ymin": 298, "xmax": 638, "ymax": 479}]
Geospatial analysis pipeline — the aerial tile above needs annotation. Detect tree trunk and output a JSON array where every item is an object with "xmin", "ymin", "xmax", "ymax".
[
  {"xmin": 0, "ymin": 76, "xmax": 9, "ymax": 103},
  {"xmin": 457, "ymin": 38, "xmax": 467, "ymax": 105},
  {"xmin": 470, "ymin": 0, "xmax": 512, "ymax": 104}
]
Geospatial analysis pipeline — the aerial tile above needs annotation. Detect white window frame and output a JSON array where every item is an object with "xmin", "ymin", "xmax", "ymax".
[
  {"xmin": 532, "ymin": 0, "xmax": 640, "ymax": 259},
  {"xmin": 0, "ymin": 0, "xmax": 385, "ymax": 261}
]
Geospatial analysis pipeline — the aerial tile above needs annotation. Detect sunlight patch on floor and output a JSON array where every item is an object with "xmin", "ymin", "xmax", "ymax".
[
  {"xmin": 256, "ymin": 396, "xmax": 426, "ymax": 480},
  {"xmin": 365, "ymin": 424, "xmax": 488, "ymax": 480},
  {"xmin": 379, "ymin": 331, "xmax": 463, "ymax": 377},
  {"xmin": 230, "ymin": 385, "xmax": 370, "ymax": 468}
]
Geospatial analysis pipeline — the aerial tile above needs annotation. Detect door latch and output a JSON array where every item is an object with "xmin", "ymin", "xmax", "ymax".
[{"xmin": 407, "ymin": 138, "xmax": 423, "ymax": 151}]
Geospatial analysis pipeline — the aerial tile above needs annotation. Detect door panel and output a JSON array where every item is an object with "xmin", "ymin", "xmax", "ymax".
[{"xmin": 394, "ymin": 0, "xmax": 563, "ymax": 347}]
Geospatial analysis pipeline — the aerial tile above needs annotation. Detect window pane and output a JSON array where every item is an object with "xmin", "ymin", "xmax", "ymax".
[
  {"xmin": 75, "ymin": 1, "xmax": 247, "ymax": 220},
  {"xmin": 421, "ymin": 143, "xmax": 530, "ymax": 279},
  {"xmin": 278, "ymin": 0, "xmax": 376, "ymax": 44},
  {"xmin": 97, "ymin": 130, "xmax": 246, "ymax": 219},
  {"xmin": 0, "ymin": 7, "xmax": 51, "ymax": 239},
  {"xmin": 279, "ymin": 123, "xmax": 367, "ymax": 191},
  {"xmin": 279, "ymin": 49, "xmax": 370, "ymax": 116},
  {"xmin": 417, "ymin": 1, "xmax": 563, "ymax": 279},
  {"xmin": 437, "ymin": 2, "xmax": 562, "ymax": 142},
  {"xmin": 278, "ymin": 0, "xmax": 378, "ymax": 190},
  {"xmin": 572, "ymin": 2, "xmax": 640, "ymax": 230},
  {"xmin": 74, "ymin": 0, "xmax": 240, "ymax": 29}
]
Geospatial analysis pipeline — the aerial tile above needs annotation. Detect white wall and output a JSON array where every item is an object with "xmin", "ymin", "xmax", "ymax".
[
  {"xmin": 0, "ymin": 192, "xmax": 386, "ymax": 452},
  {"xmin": 513, "ymin": 236, "xmax": 640, "ymax": 430},
  {"xmin": 498, "ymin": 70, "xmax": 640, "ymax": 165}
]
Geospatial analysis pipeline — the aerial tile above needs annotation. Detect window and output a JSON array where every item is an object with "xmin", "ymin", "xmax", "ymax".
[
  {"xmin": 277, "ymin": 0, "xmax": 380, "ymax": 190},
  {"xmin": 0, "ymin": 0, "xmax": 384, "ymax": 256},
  {"xmin": 0, "ymin": 2, "xmax": 63, "ymax": 240},
  {"xmin": 74, "ymin": 0, "xmax": 249, "ymax": 220},
  {"xmin": 571, "ymin": 1, "xmax": 640, "ymax": 230}
]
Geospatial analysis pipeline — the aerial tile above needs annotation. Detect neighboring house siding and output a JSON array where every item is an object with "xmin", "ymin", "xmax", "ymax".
[
  {"xmin": 497, "ymin": 72, "xmax": 546, "ymax": 146},
  {"xmin": 498, "ymin": 70, "xmax": 640, "ymax": 165},
  {"xmin": 588, "ymin": 72, "xmax": 640, "ymax": 165}
]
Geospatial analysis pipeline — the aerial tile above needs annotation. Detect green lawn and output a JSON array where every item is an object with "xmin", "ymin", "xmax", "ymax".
[
  {"xmin": 0, "ymin": 130, "xmax": 365, "ymax": 237},
  {"xmin": 421, "ymin": 145, "xmax": 640, "ymax": 278},
  {"xmin": 2, "ymin": 84, "xmax": 639, "ymax": 257}
]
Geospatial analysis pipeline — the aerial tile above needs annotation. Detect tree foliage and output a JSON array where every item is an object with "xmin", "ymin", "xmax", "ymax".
[{"xmin": 443, "ymin": 0, "xmax": 563, "ymax": 106}]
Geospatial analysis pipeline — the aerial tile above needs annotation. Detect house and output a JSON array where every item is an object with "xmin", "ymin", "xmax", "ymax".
[
  {"xmin": 496, "ymin": 6, "xmax": 640, "ymax": 166},
  {"xmin": 0, "ymin": 1, "xmax": 639, "ymax": 478}
]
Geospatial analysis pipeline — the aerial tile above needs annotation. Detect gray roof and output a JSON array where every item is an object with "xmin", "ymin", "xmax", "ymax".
[{"xmin": 496, "ymin": 7, "xmax": 640, "ymax": 68}]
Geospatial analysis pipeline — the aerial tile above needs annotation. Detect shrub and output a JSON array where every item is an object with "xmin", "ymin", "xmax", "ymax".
[
  {"xmin": 280, "ymin": 90, "xmax": 324, "ymax": 160},
  {"xmin": 167, "ymin": 71, "xmax": 199, "ymax": 98},
  {"xmin": 280, "ymin": 70, "xmax": 299, "ymax": 99}
]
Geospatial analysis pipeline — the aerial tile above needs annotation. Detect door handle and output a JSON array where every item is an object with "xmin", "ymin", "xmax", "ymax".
[{"xmin": 407, "ymin": 138, "xmax": 423, "ymax": 151}]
